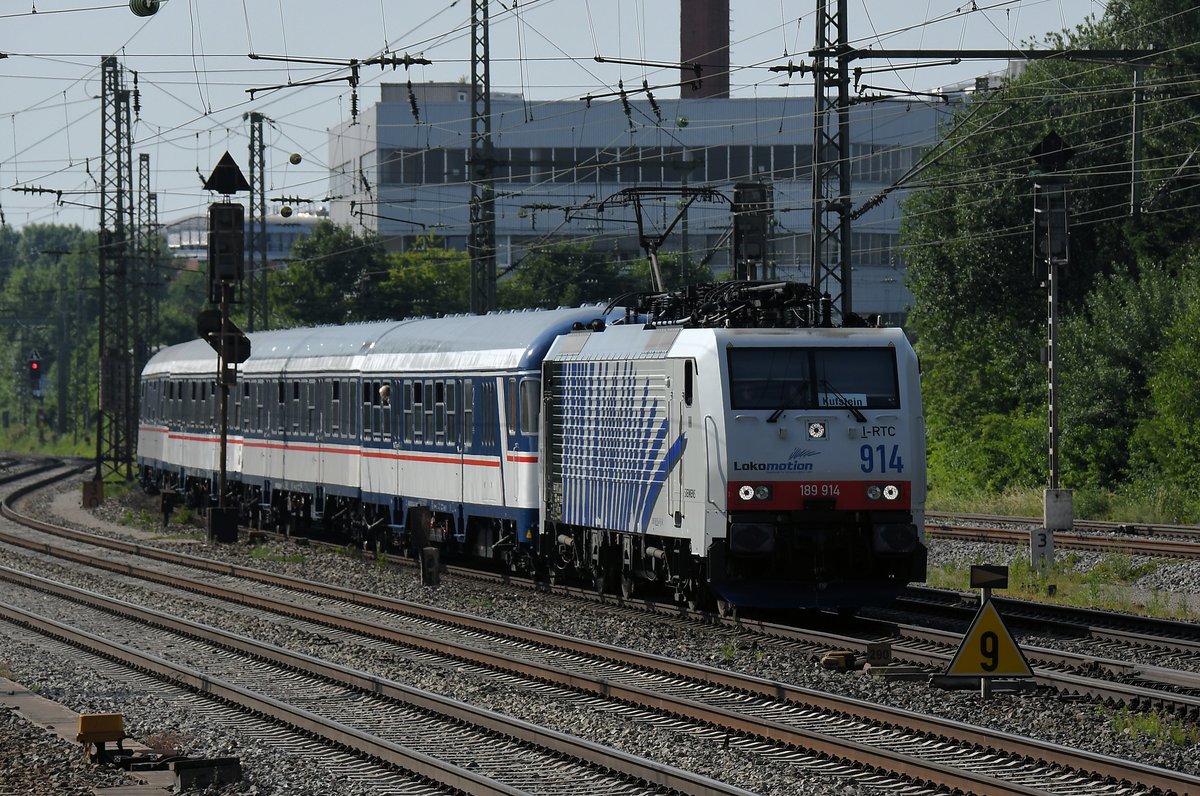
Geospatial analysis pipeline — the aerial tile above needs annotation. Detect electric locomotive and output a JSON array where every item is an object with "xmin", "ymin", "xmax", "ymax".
[
  {"xmin": 541, "ymin": 281, "xmax": 926, "ymax": 611},
  {"xmin": 137, "ymin": 281, "xmax": 926, "ymax": 612}
]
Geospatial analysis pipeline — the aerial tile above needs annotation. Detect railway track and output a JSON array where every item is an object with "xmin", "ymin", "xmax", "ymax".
[
  {"xmin": 0, "ymin": 580, "xmax": 740, "ymax": 796},
  {"xmin": 927, "ymin": 511, "xmax": 1200, "ymax": 540},
  {"xmin": 3, "ymin": 469, "xmax": 1200, "ymax": 795},
  {"xmin": 926, "ymin": 512, "xmax": 1200, "ymax": 558}
]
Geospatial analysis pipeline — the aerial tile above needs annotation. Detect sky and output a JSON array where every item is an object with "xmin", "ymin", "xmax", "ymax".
[{"xmin": 0, "ymin": 0, "xmax": 1106, "ymax": 230}]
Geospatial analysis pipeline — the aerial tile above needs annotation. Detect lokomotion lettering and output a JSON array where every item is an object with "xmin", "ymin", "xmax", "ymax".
[{"xmin": 734, "ymin": 460, "xmax": 815, "ymax": 471}]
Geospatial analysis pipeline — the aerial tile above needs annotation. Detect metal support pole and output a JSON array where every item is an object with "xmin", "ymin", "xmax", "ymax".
[
  {"xmin": 1035, "ymin": 177, "xmax": 1072, "ymax": 573},
  {"xmin": 1130, "ymin": 66, "xmax": 1144, "ymax": 215},
  {"xmin": 980, "ymin": 585, "xmax": 992, "ymax": 700},
  {"xmin": 468, "ymin": 0, "xmax": 496, "ymax": 315}
]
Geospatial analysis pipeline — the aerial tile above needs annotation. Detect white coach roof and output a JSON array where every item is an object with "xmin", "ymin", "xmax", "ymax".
[{"xmin": 142, "ymin": 305, "xmax": 612, "ymax": 379}]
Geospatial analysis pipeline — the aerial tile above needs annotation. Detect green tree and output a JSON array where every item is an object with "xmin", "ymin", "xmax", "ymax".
[
  {"xmin": 627, "ymin": 251, "xmax": 715, "ymax": 293},
  {"xmin": 901, "ymin": 0, "xmax": 1200, "ymax": 496},
  {"xmin": 379, "ymin": 237, "xmax": 470, "ymax": 317},
  {"xmin": 497, "ymin": 243, "xmax": 636, "ymax": 309},
  {"xmin": 1127, "ymin": 263, "xmax": 1200, "ymax": 519},
  {"xmin": 0, "ymin": 224, "xmax": 99, "ymax": 438},
  {"xmin": 269, "ymin": 221, "xmax": 391, "ymax": 326},
  {"xmin": 1058, "ymin": 264, "xmax": 1180, "ymax": 489}
]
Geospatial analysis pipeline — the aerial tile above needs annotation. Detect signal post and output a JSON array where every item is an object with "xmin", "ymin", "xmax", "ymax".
[{"xmin": 201, "ymin": 153, "xmax": 252, "ymax": 543}]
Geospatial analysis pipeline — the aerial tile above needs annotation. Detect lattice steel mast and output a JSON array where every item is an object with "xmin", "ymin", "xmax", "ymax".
[
  {"xmin": 133, "ymin": 152, "xmax": 158, "ymax": 418},
  {"xmin": 468, "ymin": 0, "xmax": 496, "ymax": 315},
  {"xmin": 247, "ymin": 111, "xmax": 268, "ymax": 331},
  {"xmin": 95, "ymin": 55, "xmax": 135, "ymax": 484},
  {"xmin": 809, "ymin": 0, "xmax": 853, "ymax": 319}
]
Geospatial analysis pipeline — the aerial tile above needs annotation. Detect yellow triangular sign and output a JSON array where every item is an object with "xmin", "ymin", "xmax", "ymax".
[{"xmin": 946, "ymin": 599, "xmax": 1033, "ymax": 677}]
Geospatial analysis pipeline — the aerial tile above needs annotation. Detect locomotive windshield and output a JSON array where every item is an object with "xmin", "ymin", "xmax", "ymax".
[{"xmin": 728, "ymin": 347, "xmax": 899, "ymax": 410}]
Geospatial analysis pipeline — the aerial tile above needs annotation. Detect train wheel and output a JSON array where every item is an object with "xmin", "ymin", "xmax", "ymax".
[
  {"xmin": 716, "ymin": 599, "xmax": 735, "ymax": 619},
  {"xmin": 620, "ymin": 573, "xmax": 636, "ymax": 600}
]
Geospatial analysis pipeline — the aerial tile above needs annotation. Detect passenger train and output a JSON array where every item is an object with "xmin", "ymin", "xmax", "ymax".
[{"xmin": 137, "ymin": 281, "xmax": 927, "ymax": 611}]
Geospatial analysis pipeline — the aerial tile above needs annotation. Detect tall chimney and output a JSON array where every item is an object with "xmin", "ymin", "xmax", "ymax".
[{"xmin": 680, "ymin": 0, "xmax": 730, "ymax": 99}]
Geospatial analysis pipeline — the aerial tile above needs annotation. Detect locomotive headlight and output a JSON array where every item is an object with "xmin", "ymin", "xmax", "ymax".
[
  {"xmin": 754, "ymin": 485, "xmax": 772, "ymax": 501},
  {"xmin": 738, "ymin": 485, "xmax": 755, "ymax": 501},
  {"xmin": 866, "ymin": 484, "xmax": 883, "ymax": 500},
  {"xmin": 807, "ymin": 421, "xmax": 826, "ymax": 440},
  {"xmin": 883, "ymin": 484, "xmax": 900, "ymax": 500}
]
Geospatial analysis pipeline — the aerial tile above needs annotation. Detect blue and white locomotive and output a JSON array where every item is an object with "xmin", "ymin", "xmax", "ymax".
[{"xmin": 138, "ymin": 282, "xmax": 926, "ymax": 611}]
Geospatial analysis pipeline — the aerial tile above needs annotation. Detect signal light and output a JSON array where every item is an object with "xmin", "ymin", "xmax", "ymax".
[{"xmin": 28, "ymin": 356, "xmax": 43, "ymax": 394}]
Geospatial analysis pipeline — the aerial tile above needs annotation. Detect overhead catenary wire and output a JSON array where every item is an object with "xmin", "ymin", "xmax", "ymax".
[{"xmin": 0, "ymin": 0, "xmax": 1196, "ymax": 251}]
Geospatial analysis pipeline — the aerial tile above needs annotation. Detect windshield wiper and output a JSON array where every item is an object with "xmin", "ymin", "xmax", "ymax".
[
  {"xmin": 767, "ymin": 407, "xmax": 786, "ymax": 423},
  {"xmin": 820, "ymin": 379, "xmax": 867, "ymax": 423}
]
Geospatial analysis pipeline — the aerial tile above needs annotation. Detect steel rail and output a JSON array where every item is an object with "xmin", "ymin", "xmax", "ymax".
[
  {"xmin": 0, "ymin": 600, "xmax": 525, "ymax": 796},
  {"xmin": 926, "ymin": 522, "xmax": 1200, "ymax": 559},
  {"xmin": 927, "ymin": 511, "xmax": 1200, "ymax": 540},
  {"xmin": 0, "ymin": 568, "xmax": 750, "ymax": 796},
  {"xmin": 0, "ymin": 564, "xmax": 1109, "ymax": 796},
  {"xmin": 1, "ymin": 513, "xmax": 1197, "ymax": 796}
]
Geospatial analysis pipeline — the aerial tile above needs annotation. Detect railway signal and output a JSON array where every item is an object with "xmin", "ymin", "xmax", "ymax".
[
  {"xmin": 202, "ymin": 152, "xmax": 252, "ymax": 543},
  {"xmin": 28, "ymin": 354, "xmax": 43, "ymax": 396}
]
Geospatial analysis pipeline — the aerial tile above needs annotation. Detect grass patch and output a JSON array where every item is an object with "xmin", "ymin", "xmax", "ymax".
[
  {"xmin": 248, "ymin": 546, "xmax": 306, "ymax": 564},
  {"xmin": 928, "ymin": 485, "xmax": 1194, "ymax": 524},
  {"xmin": 0, "ymin": 426, "xmax": 94, "ymax": 458},
  {"xmin": 1108, "ymin": 706, "xmax": 1200, "ymax": 747},
  {"xmin": 463, "ymin": 595, "xmax": 494, "ymax": 611},
  {"xmin": 0, "ymin": 661, "xmax": 11, "ymax": 679},
  {"xmin": 926, "ymin": 548, "xmax": 1197, "ymax": 621}
]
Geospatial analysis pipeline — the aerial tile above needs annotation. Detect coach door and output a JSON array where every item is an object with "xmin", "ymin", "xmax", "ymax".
[{"xmin": 673, "ymin": 359, "xmax": 695, "ymax": 523}]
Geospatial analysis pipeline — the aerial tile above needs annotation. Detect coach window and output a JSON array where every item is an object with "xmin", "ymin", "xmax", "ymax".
[
  {"xmin": 412, "ymin": 381, "xmax": 424, "ymax": 443},
  {"xmin": 481, "ymin": 380, "xmax": 497, "ymax": 448},
  {"xmin": 307, "ymin": 381, "xmax": 317, "ymax": 435},
  {"xmin": 505, "ymin": 377, "xmax": 517, "ymax": 436},
  {"xmin": 423, "ymin": 380, "xmax": 435, "ymax": 445},
  {"xmin": 302, "ymin": 381, "xmax": 313, "ymax": 434},
  {"xmin": 381, "ymin": 381, "xmax": 393, "ymax": 442},
  {"xmin": 362, "ymin": 381, "xmax": 374, "ymax": 441},
  {"xmin": 402, "ymin": 379, "xmax": 413, "ymax": 443},
  {"xmin": 328, "ymin": 381, "xmax": 340, "ymax": 436},
  {"xmin": 445, "ymin": 381, "xmax": 457, "ymax": 447},
  {"xmin": 276, "ymin": 381, "xmax": 286, "ymax": 433},
  {"xmin": 288, "ymin": 382, "xmax": 299, "ymax": 433},
  {"xmin": 519, "ymin": 378, "xmax": 540, "ymax": 436},
  {"xmin": 434, "ymin": 381, "xmax": 446, "ymax": 445},
  {"xmin": 461, "ymin": 380, "xmax": 473, "ymax": 450}
]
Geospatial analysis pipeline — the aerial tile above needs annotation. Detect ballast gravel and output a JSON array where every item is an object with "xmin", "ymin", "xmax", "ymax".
[{"xmin": 0, "ymin": 479, "xmax": 1198, "ymax": 796}]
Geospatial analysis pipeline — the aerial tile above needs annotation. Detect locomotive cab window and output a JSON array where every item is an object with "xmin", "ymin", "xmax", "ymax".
[{"xmin": 728, "ymin": 347, "xmax": 899, "ymax": 410}]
